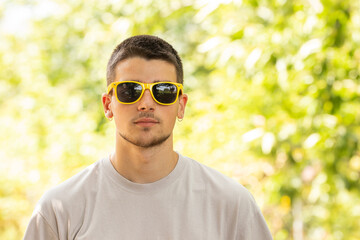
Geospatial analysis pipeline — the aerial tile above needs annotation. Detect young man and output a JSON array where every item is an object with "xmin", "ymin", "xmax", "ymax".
[{"xmin": 24, "ymin": 35, "xmax": 273, "ymax": 239}]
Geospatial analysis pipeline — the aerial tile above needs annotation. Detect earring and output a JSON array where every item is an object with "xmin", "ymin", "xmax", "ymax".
[
  {"xmin": 177, "ymin": 117, "xmax": 183, "ymax": 122},
  {"xmin": 106, "ymin": 111, "xmax": 113, "ymax": 121}
]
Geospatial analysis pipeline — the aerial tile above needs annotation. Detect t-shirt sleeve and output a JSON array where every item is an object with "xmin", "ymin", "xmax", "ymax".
[
  {"xmin": 247, "ymin": 204, "xmax": 273, "ymax": 240},
  {"xmin": 23, "ymin": 211, "xmax": 59, "ymax": 240},
  {"xmin": 237, "ymin": 189, "xmax": 273, "ymax": 240}
]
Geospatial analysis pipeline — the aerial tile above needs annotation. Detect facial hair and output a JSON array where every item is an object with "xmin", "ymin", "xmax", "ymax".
[
  {"xmin": 119, "ymin": 131, "xmax": 171, "ymax": 148},
  {"xmin": 118, "ymin": 112, "xmax": 172, "ymax": 148}
]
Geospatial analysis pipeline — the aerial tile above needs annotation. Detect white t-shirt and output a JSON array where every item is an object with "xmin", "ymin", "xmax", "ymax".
[{"xmin": 24, "ymin": 154, "xmax": 273, "ymax": 240}]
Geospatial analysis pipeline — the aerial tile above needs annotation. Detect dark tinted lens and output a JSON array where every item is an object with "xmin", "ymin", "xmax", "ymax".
[
  {"xmin": 153, "ymin": 83, "xmax": 178, "ymax": 104},
  {"xmin": 116, "ymin": 82, "xmax": 142, "ymax": 103}
]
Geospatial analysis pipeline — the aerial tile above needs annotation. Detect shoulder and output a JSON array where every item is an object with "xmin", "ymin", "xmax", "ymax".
[
  {"xmin": 41, "ymin": 159, "xmax": 103, "ymax": 202},
  {"xmin": 34, "ymin": 159, "xmax": 104, "ymax": 226},
  {"xmin": 181, "ymin": 155, "xmax": 273, "ymax": 239},
  {"xmin": 181, "ymin": 155, "xmax": 252, "ymax": 202}
]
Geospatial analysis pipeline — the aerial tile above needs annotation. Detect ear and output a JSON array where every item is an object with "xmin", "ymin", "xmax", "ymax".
[
  {"xmin": 177, "ymin": 93, "xmax": 188, "ymax": 119},
  {"xmin": 102, "ymin": 93, "xmax": 113, "ymax": 119}
]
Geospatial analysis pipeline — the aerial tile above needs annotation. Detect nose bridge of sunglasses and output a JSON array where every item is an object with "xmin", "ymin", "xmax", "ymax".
[
  {"xmin": 142, "ymin": 83, "xmax": 153, "ymax": 91},
  {"xmin": 139, "ymin": 83, "xmax": 156, "ymax": 102}
]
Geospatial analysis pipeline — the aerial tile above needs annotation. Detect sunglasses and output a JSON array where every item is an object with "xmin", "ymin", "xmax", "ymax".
[{"xmin": 107, "ymin": 81, "xmax": 183, "ymax": 105}]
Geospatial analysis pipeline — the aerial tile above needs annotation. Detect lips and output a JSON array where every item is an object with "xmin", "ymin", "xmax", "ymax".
[{"xmin": 134, "ymin": 118, "xmax": 159, "ymax": 127}]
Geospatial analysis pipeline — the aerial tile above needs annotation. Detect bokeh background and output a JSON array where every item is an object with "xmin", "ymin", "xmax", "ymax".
[{"xmin": 1, "ymin": 0, "xmax": 360, "ymax": 239}]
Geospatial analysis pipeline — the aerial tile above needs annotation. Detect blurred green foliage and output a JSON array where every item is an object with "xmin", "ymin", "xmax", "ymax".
[{"xmin": 1, "ymin": 0, "xmax": 360, "ymax": 239}]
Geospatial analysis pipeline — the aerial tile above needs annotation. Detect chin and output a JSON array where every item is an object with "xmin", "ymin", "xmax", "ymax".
[{"xmin": 120, "ymin": 132, "xmax": 171, "ymax": 148}]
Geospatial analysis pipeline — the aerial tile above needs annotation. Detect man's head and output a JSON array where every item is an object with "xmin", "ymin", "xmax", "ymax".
[
  {"xmin": 102, "ymin": 35, "xmax": 188, "ymax": 149},
  {"xmin": 106, "ymin": 35, "xmax": 183, "ymax": 86}
]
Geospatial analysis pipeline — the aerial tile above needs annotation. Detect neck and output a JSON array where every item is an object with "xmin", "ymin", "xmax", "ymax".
[{"xmin": 110, "ymin": 135, "xmax": 178, "ymax": 184}]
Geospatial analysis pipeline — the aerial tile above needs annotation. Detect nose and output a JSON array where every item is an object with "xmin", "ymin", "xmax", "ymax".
[{"xmin": 137, "ymin": 89, "xmax": 156, "ymax": 112}]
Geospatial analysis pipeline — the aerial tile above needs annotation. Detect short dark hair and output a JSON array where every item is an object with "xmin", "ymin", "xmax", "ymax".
[{"xmin": 106, "ymin": 35, "xmax": 183, "ymax": 86}]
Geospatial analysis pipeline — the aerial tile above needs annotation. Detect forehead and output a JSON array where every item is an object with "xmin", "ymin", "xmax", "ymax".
[{"xmin": 114, "ymin": 57, "xmax": 176, "ymax": 83}]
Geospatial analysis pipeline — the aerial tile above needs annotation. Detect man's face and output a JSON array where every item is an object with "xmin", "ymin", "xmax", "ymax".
[{"xmin": 103, "ymin": 57, "xmax": 187, "ymax": 148}]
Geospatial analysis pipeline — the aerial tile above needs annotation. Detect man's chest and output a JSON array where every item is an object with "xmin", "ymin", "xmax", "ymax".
[{"xmin": 69, "ymin": 189, "xmax": 237, "ymax": 240}]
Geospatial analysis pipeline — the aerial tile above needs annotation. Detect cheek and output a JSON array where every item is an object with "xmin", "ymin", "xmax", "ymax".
[
  {"xmin": 112, "ymin": 106, "xmax": 132, "ymax": 126},
  {"xmin": 166, "ymin": 108, "xmax": 179, "ymax": 123}
]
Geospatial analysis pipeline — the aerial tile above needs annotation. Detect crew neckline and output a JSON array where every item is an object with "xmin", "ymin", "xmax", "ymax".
[{"xmin": 102, "ymin": 152, "xmax": 187, "ymax": 194}]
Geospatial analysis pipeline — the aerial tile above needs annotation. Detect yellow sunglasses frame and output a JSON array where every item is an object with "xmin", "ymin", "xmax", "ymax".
[{"xmin": 107, "ymin": 81, "xmax": 183, "ymax": 105}]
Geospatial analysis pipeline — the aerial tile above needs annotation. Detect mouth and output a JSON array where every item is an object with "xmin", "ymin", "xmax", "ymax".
[{"xmin": 134, "ymin": 118, "xmax": 159, "ymax": 127}]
